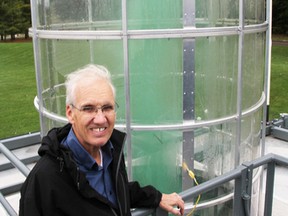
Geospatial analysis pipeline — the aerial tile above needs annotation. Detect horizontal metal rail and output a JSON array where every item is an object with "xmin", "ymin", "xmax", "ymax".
[
  {"xmin": 28, "ymin": 22, "xmax": 268, "ymax": 40},
  {"xmin": 0, "ymin": 132, "xmax": 40, "ymax": 150},
  {"xmin": 34, "ymin": 91, "xmax": 266, "ymax": 131}
]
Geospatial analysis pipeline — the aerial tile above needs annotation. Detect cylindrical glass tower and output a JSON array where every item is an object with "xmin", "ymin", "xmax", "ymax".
[{"xmin": 30, "ymin": 0, "xmax": 270, "ymax": 215}]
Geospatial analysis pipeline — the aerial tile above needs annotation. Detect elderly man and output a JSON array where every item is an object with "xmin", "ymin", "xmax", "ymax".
[{"xmin": 19, "ymin": 64, "xmax": 184, "ymax": 216}]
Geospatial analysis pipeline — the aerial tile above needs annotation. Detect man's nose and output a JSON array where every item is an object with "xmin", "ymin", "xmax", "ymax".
[{"xmin": 92, "ymin": 110, "xmax": 107, "ymax": 122}]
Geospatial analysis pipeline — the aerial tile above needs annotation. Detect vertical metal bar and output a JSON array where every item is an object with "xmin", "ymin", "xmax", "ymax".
[
  {"xmin": 183, "ymin": 1, "xmax": 195, "ymax": 26},
  {"xmin": 263, "ymin": 0, "xmax": 272, "ymax": 129},
  {"xmin": 264, "ymin": 161, "xmax": 275, "ymax": 216},
  {"xmin": 262, "ymin": 0, "xmax": 272, "ymax": 156},
  {"xmin": 265, "ymin": 0, "xmax": 273, "ymax": 122},
  {"xmin": 121, "ymin": 0, "xmax": 132, "ymax": 180},
  {"xmin": 233, "ymin": 165, "xmax": 246, "ymax": 216},
  {"xmin": 259, "ymin": 0, "xmax": 272, "ymax": 213},
  {"xmin": 233, "ymin": 163, "xmax": 254, "ymax": 216},
  {"xmin": 30, "ymin": 0, "xmax": 45, "ymax": 137},
  {"xmin": 234, "ymin": 177, "xmax": 244, "ymax": 215},
  {"xmin": 88, "ymin": 0, "xmax": 93, "ymax": 24},
  {"xmin": 182, "ymin": 0, "xmax": 195, "ymax": 191},
  {"xmin": 235, "ymin": 0, "xmax": 245, "ymax": 168},
  {"xmin": 241, "ymin": 162, "xmax": 253, "ymax": 216},
  {"xmin": 182, "ymin": 40, "xmax": 195, "ymax": 190},
  {"xmin": 42, "ymin": 1, "xmax": 59, "ymax": 131},
  {"xmin": 88, "ymin": 0, "xmax": 95, "ymax": 63}
]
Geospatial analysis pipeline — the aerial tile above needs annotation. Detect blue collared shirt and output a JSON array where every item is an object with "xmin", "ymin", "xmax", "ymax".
[{"xmin": 61, "ymin": 129, "xmax": 117, "ymax": 207}]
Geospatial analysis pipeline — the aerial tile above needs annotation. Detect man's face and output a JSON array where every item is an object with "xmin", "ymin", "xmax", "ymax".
[{"xmin": 66, "ymin": 79, "xmax": 116, "ymax": 151}]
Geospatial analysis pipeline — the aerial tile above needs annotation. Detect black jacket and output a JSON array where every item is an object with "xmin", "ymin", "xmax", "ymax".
[{"xmin": 19, "ymin": 124, "xmax": 162, "ymax": 216}]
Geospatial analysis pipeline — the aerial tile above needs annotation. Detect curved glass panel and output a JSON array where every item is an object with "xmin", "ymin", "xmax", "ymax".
[
  {"xmin": 244, "ymin": 0, "xmax": 266, "ymax": 25},
  {"xmin": 128, "ymin": 39, "xmax": 183, "ymax": 124},
  {"xmin": 196, "ymin": 0, "xmax": 239, "ymax": 27},
  {"xmin": 194, "ymin": 124, "xmax": 237, "ymax": 179},
  {"xmin": 131, "ymin": 130, "xmax": 182, "ymax": 192},
  {"xmin": 35, "ymin": 0, "xmax": 265, "ymax": 30},
  {"xmin": 242, "ymin": 33, "xmax": 266, "ymax": 110},
  {"xmin": 37, "ymin": 38, "xmax": 124, "ymax": 131},
  {"xmin": 36, "ymin": 0, "xmax": 122, "ymax": 30},
  {"xmin": 127, "ymin": 0, "xmax": 182, "ymax": 30},
  {"xmin": 195, "ymin": 36, "xmax": 238, "ymax": 121},
  {"xmin": 240, "ymin": 110, "xmax": 262, "ymax": 164}
]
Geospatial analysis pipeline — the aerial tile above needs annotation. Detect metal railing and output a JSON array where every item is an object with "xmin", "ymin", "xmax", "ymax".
[
  {"xmin": 266, "ymin": 113, "xmax": 288, "ymax": 141},
  {"xmin": 1, "ymin": 139, "xmax": 288, "ymax": 216},
  {"xmin": 0, "ymin": 133, "xmax": 40, "ymax": 216},
  {"xmin": 0, "ymin": 141, "xmax": 30, "ymax": 216},
  {"xmin": 130, "ymin": 153, "xmax": 288, "ymax": 216}
]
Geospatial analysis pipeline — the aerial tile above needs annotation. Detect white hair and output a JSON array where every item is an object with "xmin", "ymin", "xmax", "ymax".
[{"xmin": 65, "ymin": 64, "xmax": 116, "ymax": 105}]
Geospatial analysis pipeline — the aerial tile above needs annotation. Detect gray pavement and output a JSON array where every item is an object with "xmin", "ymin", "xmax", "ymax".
[{"xmin": 263, "ymin": 136, "xmax": 288, "ymax": 216}]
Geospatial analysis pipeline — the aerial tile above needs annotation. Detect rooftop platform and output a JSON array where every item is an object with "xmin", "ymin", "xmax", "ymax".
[
  {"xmin": 262, "ymin": 136, "xmax": 288, "ymax": 216},
  {"xmin": 0, "ymin": 135, "xmax": 287, "ymax": 215}
]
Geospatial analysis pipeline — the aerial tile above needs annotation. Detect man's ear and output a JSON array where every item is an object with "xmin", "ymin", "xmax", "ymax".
[{"xmin": 66, "ymin": 105, "xmax": 74, "ymax": 124}]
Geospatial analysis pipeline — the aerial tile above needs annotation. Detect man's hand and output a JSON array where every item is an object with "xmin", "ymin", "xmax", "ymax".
[{"xmin": 159, "ymin": 193, "xmax": 184, "ymax": 216}]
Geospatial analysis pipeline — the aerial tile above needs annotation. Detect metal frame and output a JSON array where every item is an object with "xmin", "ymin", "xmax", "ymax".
[
  {"xmin": 26, "ymin": 0, "xmax": 272, "ymax": 214},
  {"xmin": 28, "ymin": 23, "xmax": 268, "ymax": 40},
  {"xmin": 182, "ymin": 0, "xmax": 196, "ymax": 191},
  {"xmin": 121, "ymin": 0, "xmax": 133, "ymax": 180},
  {"xmin": 29, "ymin": 0, "xmax": 269, "ymax": 176},
  {"xmin": 234, "ymin": 0, "xmax": 245, "ymax": 168}
]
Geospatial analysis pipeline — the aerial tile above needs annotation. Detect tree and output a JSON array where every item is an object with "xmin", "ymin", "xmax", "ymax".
[
  {"xmin": 0, "ymin": 0, "xmax": 9, "ymax": 40},
  {"xmin": 20, "ymin": 0, "xmax": 31, "ymax": 39},
  {"xmin": 272, "ymin": 0, "xmax": 288, "ymax": 34},
  {"xmin": 0, "ymin": 0, "xmax": 31, "ymax": 41},
  {"xmin": 4, "ymin": 0, "xmax": 22, "ymax": 40}
]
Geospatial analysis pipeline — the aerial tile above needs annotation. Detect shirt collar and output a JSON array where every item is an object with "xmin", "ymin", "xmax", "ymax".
[{"xmin": 61, "ymin": 128, "xmax": 113, "ymax": 170}]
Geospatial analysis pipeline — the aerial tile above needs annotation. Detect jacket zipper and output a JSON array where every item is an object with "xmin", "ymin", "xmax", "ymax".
[
  {"xmin": 115, "ymin": 134, "xmax": 127, "ymax": 216},
  {"xmin": 57, "ymin": 157, "xmax": 64, "ymax": 172},
  {"xmin": 76, "ymin": 166, "xmax": 80, "ymax": 190},
  {"xmin": 119, "ymin": 173, "xmax": 127, "ymax": 214}
]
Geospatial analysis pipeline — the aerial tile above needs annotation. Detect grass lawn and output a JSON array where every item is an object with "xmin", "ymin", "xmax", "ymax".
[
  {"xmin": 0, "ymin": 38, "xmax": 287, "ymax": 139},
  {"xmin": 0, "ymin": 41, "xmax": 40, "ymax": 139},
  {"xmin": 269, "ymin": 44, "xmax": 288, "ymax": 119}
]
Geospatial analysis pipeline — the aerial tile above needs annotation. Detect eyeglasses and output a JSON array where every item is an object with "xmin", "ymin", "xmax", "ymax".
[{"xmin": 71, "ymin": 103, "xmax": 118, "ymax": 116}]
